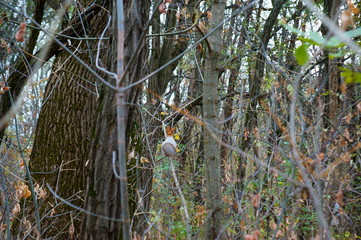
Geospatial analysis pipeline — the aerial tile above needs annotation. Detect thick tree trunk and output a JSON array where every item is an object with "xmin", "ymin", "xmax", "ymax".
[
  {"xmin": 29, "ymin": 6, "xmax": 104, "ymax": 238},
  {"xmin": 81, "ymin": 0, "xmax": 150, "ymax": 239},
  {"xmin": 203, "ymin": 0, "xmax": 225, "ymax": 239}
]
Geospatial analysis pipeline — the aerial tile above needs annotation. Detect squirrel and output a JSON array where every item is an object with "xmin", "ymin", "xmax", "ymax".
[{"xmin": 161, "ymin": 126, "xmax": 177, "ymax": 157}]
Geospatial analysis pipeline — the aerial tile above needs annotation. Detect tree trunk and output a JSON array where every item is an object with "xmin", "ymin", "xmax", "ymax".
[
  {"xmin": 81, "ymin": 0, "xmax": 150, "ymax": 239},
  {"xmin": 29, "ymin": 4, "xmax": 104, "ymax": 239},
  {"xmin": 203, "ymin": 0, "xmax": 225, "ymax": 239},
  {"xmin": 320, "ymin": 0, "xmax": 346, "ymax": 233}
]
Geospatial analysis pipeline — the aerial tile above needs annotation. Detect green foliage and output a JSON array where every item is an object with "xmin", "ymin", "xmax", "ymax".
[
  {"xmin": 282, "ymin": 23, "xmax": 361, "ymax": 48},
  {"xmin": 339, "ymin": 67, "xmax": 361, "ymax": 83},
  {"xmin": 281, "ymin": 22, "xmax": 361, "ymax": 62},
  {"xmin": 295, "ymin": 44, "xmax": 310, "ymax": 66},
  {"xmin": 296, "ymin": 205, "xmax": 319, "ymax": 238}
]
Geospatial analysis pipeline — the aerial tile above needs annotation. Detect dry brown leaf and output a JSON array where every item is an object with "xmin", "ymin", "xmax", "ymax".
[
  {"xmin": 176, "ymin": 12, "xmax": 181, "ymax": 20},
  {"xmin": 253, "ymin": 127, "xmax": 260, "ymax": 140},
  {"xmin": 316, "ymin": 152, "xmax": 325, "ymax": 162},
  {"xmin": 38, "ymin": 186, "xmax": 47, "ymax": 199},
  {"xmin": 69, "ymin": 223, "xmax": 75, "ymax": 239},
  {"xmin": 2, "ymin": 86, "xmax": 10, "ymax": 91},
  {"xmin": 339, "ymin": 83, "xmax": 347, "ymax": 95},
  {"xmin": 150, "ymin": 98, "xmax": 157, "ymax": 105},
  {"xmin": 12, "ymin": 203, "xmax": 21, "ymax": 217},
  {"xmin": 15, "ymin": 22, "xmax": 26, "ymax": 42},
  {"xmin": 344, "ymin": 128, "xmax": 353, "ymax": 142},
  {"xmin": 335, "ymin": 190, "xmax": 344, "ymax": 206},
  {"xmin": 50, "ymin": 208, "xmax": 56, "ymax": 216},
  {"xmin": 15, "ymin": 182, "xmax": 31, "ymax": 199},
  {"xmin": 239, "ymin": 220, "xmax": 245, "ymax": 231},
  {"xmin": 252, "ymin": 193, "xmax": 261, "ymax": 208},
  {"xmin": 206, "ymin": 11, "xmax": 212, "ymax": 20},
  {"xmin": 341, "ymin": 9, "xmax": 353, "ymax": 30},
  {"xmin": 352, "ymin": 7, "xmax": 360, "ymax": 14},
  {"xmin": 344, "ymin": 112, "xmax": 352, "ymax": 124},
  {"xmin": 158, "ymin": 2, "xmax": 167, "ymax": 14},
  {"xmin": 270, "ymin": 220, "xmax": 277, "ymax": 230},
  {"xmin": 19, "ymin": 160, "xmax": 25, "ymax": 168},
  {"xmin": 22, "ymin": 217, "xmax": 32, "ymax": 234},
  {"xmin": 357, "ymin": 102, "xmax": 361, "ymax": 113},
  {"xmin": 244, "ymin": 128, "xmax": 249, "ymax": 140}
]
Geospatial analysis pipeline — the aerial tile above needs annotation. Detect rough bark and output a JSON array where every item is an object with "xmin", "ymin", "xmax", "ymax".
[
  {"xmin": 0, "ymin": 3, "xmax": 101, "ymax": 140},
  {"xmin": 203, "ymin": 0, "xmax": 225, "ymax": 239},
  {"xmin": 29, "ymin": 4, "xmax": 104, "ymax": 238},
  {"xmin": 81, "ymin": 0, "xmax": 150, "ymax": 239},
  {"xmin": 322, "ymin": 0, "xmax": 342, "ymax": 124}
]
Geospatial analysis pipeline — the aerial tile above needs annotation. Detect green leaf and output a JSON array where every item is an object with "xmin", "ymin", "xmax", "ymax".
[
  {"xmin": 298, "ymin": 37, "xmax": 319, "ymax": 46},
  {"xmin": 281, "ymin": 21, "xmax": 306, "ymax": 37},
  {"xmin": 345, "ymin": 27, "xmax": 361, "ymax": 38},
  {"xmin": 295, "ymin": 44, "xmax": 309, "ymax": 66},
  {"xmin": 339, "ymin": 67, "xmax": 361, "ymax": 84},
  {"xmin": 282, "ymin": 22, "xmax": 361, "ymax": 49},
  {"xmin": 321, "ymin": 91, "xmax": 332, "ymax": 96},
  {"xmin": 309, "ymin": 32, "xmax": 326, "ymax": 45},
  {"xmin": 325, "ymin": 37, "xmax": 344, "ymax": 48},
  {"xmin": 329, "ymin": 51, "xmax": 345, "ymax": 59}
]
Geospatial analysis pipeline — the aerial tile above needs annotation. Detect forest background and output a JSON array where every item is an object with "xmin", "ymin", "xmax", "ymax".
[{"xmin": 0, "ymin": 0, "xmax": 360, "ymax": 239}]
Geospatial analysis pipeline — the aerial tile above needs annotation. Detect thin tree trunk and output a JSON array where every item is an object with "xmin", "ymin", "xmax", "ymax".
[
  {"xmin": 240, "ymin": 0, "xmax": 285, "ymax": 177},
  {"xmin": 203, "ymin": 0, "xmax": 225, "ymax": 239},
  {"xmin": 134, "ymin": 1, "xmax": 198, "ymax": 236}
]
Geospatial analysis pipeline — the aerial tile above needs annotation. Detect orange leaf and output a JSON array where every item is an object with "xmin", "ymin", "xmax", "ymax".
[
  {"xmin": 15, "ymin": 22, "xmax": 26, "ymax": 42},
  {"xmin": 19, "ymin": 160, "xmax": 25, "ymax": 168}
]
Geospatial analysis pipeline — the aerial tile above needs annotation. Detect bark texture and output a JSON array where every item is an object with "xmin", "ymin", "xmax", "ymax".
[
  {"xmin": 203, "ymin": 0, "xmax": 225, "ymax": 239},
  {"xmin": 81, "ymin": 0, "xmax": 150, "ymax": 239},
  {"xmin": 29, "ymin": 5, "xmax": 104, "ymax": 238}
]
